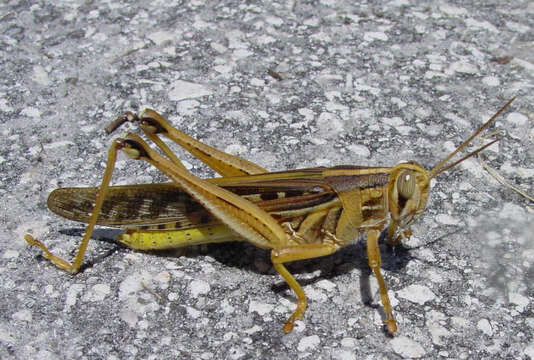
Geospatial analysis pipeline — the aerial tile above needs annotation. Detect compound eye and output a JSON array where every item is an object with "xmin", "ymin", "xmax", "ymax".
[{"xmin": 397, "ymin": 170, "xmax": 415, "ymax": 200}]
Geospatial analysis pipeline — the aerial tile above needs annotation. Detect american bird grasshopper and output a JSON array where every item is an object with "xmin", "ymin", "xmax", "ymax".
[{"xmin": 25, "ymin": 99, "xmax": 514, "ymax": 334}]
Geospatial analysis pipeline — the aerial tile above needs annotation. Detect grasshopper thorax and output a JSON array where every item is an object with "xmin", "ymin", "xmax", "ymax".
[{"xmin": 388, "ymin": 162, "xmax": 430, "ymax": 228}]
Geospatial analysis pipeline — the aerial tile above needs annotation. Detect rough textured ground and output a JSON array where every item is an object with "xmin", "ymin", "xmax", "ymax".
[{"xmin": 1, "ymin": 1, "xmax": 533, "ymax": 359}]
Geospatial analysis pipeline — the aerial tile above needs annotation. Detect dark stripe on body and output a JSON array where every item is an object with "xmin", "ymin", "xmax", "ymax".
[{"xmin": 324, "ymin": 172, "xmax": 390, "ymax": 192}]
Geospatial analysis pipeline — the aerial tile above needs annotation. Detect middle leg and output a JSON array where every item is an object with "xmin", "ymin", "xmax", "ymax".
[{"xmin": 271, "ymin": 243, "xmax": 338, "ymax": 333}]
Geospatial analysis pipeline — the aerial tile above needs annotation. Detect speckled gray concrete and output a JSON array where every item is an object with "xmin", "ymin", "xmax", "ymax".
[{"xmin": 1, "ymin": 1, "xmax": 533, "ymax": 359}]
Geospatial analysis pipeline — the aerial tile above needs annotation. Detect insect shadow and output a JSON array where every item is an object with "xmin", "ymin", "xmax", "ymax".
[
  {"xmin": 55, "ymin": 226, "xmax": 414, "ymax": 276},
  {"xmin": 54, "ymin": 227, "xmax": 126, "ymax": 272},
  {"xmin": 264, "ymin": 231, "xmax": 415, "ymax": 307},
  {"xmin": 56, "ymin": 225, "xmax": 454, "ymax": 310}
]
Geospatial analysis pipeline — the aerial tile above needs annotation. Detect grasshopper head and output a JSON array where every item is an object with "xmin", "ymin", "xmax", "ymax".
[
  {"xmin": 388, "ymin": 98, "xmax": 514, "ymax": 230},
  {"xmin": 388, "ymin": 162, "xmax": 430, "ymax": 228}
]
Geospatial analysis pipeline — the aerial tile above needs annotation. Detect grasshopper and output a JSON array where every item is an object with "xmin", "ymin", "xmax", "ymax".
[{"xmin": 25, "ymin": 98, "xmax": 514, "ymax": 334}]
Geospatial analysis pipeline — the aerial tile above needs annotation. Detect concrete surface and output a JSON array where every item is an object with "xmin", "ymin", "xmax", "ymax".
[{"xmin": 1, "ymin": 1, "xmax": 533, "ymax": 359}]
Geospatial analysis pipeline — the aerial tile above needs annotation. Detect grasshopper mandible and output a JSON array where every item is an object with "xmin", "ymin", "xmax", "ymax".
[{"xmin": 25, "ymin": 98, "xmax": 514, "ymax": 334}]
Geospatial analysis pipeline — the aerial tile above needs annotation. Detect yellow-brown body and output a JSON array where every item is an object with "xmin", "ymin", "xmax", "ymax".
[
  {"xmin": 47, "ymin": 162, "xmax": 429, "ymax": 251},
  {"xmin": 25, "ymin": 99, "xmax": 514, "ymax": 334}
]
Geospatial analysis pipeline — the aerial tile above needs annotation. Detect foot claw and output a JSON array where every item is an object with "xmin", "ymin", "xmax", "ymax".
[
  {"xmin": 283, "ymin": 312, "xmax": 304, "ymax": 333},
  {"xmin": 25, "ymin": 234, "xmax": 73, "ymax": 273},
  {"xmin": 386, "ymin": 319, "xmax": 398, "ymax": 334},
  {"xmin": 283, "ymin": 321, "xmax": 295, "ymax": 333}
]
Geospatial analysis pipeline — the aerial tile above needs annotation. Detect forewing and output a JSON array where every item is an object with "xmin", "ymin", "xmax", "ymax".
[
  {"xmin": 48, "ymin": 168, "xmax": 337, "ymax": 228},
  {"xmin": 47, "ymin": 183, "xmax": 207, "ymax": 227}
]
